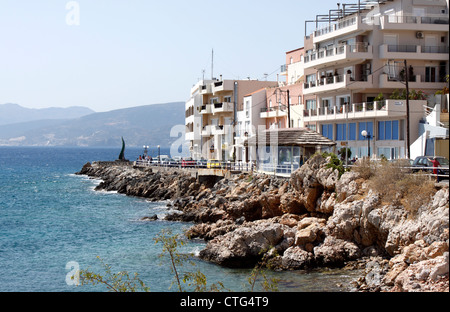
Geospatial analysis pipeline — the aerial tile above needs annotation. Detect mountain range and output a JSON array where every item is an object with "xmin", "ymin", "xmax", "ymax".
[{"xmin": 0, "ymin": 102, "xmax": 186, "ymax": 147}]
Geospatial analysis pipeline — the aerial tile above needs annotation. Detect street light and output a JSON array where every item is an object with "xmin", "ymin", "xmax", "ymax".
[
  {"xmin": 361, "ymin": 130, "xmax": 372, "ymax": 159},
  {"xmin": 143, "ymin": 145, "xmax": 149, "ymax": 157},
  {"xmin": 157, "ymin": 145, "xmax": 160, "ymax": 164}
]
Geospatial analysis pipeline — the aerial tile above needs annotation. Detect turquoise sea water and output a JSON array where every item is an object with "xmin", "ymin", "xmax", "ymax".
[{"xmin": 0, "ymin": 146, "xmax": 359, "ymax": 292}]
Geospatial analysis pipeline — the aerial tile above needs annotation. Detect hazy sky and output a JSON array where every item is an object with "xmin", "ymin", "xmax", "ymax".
[{"xmin": 1, "ymin": 0, "xmax": 341, "ymax": 112}]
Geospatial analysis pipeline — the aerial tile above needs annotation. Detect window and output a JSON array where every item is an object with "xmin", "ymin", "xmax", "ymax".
[
  {"xmin": 298, "ymin": 96, "xmax": 302, "ymax": 105},
  {"xmin": 392, "ymin": 120, "xmax": 399, "ymax": 140},
  {"xmin": 306, "ymin": 99, "xmax": 316, "ymax": 110},
  {"xmin": 321, "ymin": 124, "xmax": 333, "ymax": 140},
  {"xmin": 349, "ymin": 123, "xmax": 356, "ymax": 141},
  {"xmin": 378, "ymin": 120, "xmax": 399, "ymax": 140},
  {"xmin": 378, "ymin": 121, "xmax": 385, "ymax": 140},
  {"xmin": 307, "ymin": 124, "xmax": 316, "ymax": 132},
  {"xmin": 358, "ymin": 122, "xmax": 373, "ymax": 140},
  {"xmin": 336, "ymin": 123, "xmax": 347, "ymax": 141},
  {"xmin": 306, "ymin": 74, "xmax": 316, "ymax": 86},
  {"xmin": 425, "ymin": 66, "xmax": 438, "ymax": 82}
]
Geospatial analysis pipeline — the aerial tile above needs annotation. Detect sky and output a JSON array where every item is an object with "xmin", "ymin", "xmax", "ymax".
[{"xmin": 0, "ymin": 0, "xmax": 342, "ymax": 112}]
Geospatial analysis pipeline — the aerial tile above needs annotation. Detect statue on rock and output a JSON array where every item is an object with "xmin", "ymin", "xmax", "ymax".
[{"xmin": 117, "ymin": 137, "xmax": 128, "ymax": 161}]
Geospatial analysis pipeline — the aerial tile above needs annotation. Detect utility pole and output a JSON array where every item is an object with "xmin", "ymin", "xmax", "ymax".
[
  {"xmin": 404, "ymin": 60, "xmax": 411, "ymax": 160},
  {"xmin": 287, "ymin": 89, "xmax": 291, "ymax": 128}
]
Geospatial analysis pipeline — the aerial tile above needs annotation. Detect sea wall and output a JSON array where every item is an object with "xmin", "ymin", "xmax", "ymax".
[{"xmin": 76, "ymin": 156, "xmax": 449, "ymax": 292}]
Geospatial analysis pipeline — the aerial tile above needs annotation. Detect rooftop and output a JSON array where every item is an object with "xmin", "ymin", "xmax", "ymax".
[{"xmin": 244, "ymin": 128, "xmax": 337, "ymax": 147}]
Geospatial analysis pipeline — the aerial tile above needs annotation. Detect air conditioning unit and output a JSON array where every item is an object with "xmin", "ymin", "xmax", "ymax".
[{"xmin": 416, "ymin": 32, "xmax": 424, "ymax": 39}]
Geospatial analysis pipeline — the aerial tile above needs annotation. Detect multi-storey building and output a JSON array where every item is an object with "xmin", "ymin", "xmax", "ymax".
[
  {"xmin": 186, "ymin": 77, "xmax": 278, "ymax": 160},
  {"xmin": 185, "ymin": 80, "xmax": 213, "ymax": 160},
  {"xmin": 260, "ymin": 48, "xmax": 305, "ymax": 130},
  {"xmin": 299, "ymin": 0, "xmax": 449, "ymax": 160}
]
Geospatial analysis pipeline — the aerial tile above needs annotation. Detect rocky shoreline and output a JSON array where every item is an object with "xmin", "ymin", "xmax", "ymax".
[{"xmin": 76, "ymin": 155, "xmax": 449, "ymax": 292}]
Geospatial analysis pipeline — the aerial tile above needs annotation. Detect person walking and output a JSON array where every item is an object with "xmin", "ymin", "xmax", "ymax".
[{"xmin": 428, "ymin": 157, "xmax": 441, "ymax": 183}]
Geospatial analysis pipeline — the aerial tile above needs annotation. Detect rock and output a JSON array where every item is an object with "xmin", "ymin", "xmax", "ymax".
[
  {"xmin": 391, "ymin": 252, "xmax": 449, "ymax": 292},
  {"xmin": 314, "ymin": 237, "xmax": 361, "ymax": 267},
  {"xmin": 199, "ymin": 219, "xmax": 291, "ymax": 268},
  {"xmin": 281, "ymin": 246, "xmax": 314, "ymax": 269},
  {"xmin": 294, "ymin": 217, "xmax": 327, "ymax": 246},
  {"xmin": 140, "ymin": 214, "xmax": 158, "ymax": 221}
]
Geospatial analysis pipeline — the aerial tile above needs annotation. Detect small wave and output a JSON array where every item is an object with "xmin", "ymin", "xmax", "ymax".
[{"xmin": 93, "ymin": 188, "xmax": 118, "ymax": 194}]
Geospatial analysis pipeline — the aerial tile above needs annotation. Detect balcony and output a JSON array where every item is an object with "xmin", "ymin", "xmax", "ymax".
[
  {"xmin": 302, "ymin": 99, "xmax": 427, "ymax": 122},
  {"xmin": 260, "ymin": 105, "xmax": 288, "ymax": 119},
  {"xmin": 201, "ymin": 125, "xmax": 213, "ymax": 137},
  {"xmin": 303, "ymin": 74, "xmax": 373, "ymax": 95},
  {"xmin": 313, "ymin": 15, "xmax": 374, "ymax": 43},
  {"xmin": 200, "ymin": 104, "xmax": 212, "ymax": 114},
  {"xmin": 304, "ymin": 43, "xmax": 373, "ymax": 70},
  {"xmin": 379, "ymin": 73, "xmax": 448, "ymax": 90},
  {"xmin": 212, "ymin": 102, "xmax": 234, "ymax": 114},
  {"xmin": 212, "ymin": 80, "xmax": 234, "ymax": 93},
  {"xmin": 380, "ymin": 14, "xmax": 449, "ymax": 32},
  {"xmin": 200, "ymin": 84, "xmax": 213, "ymax": 95},
  {"xmin": 379, "ymin": 44, "xmax": 449, "ymax": 60},
  {"xmin": 211, "ymin": 125, "xmax": 225, "ymax": 135}
]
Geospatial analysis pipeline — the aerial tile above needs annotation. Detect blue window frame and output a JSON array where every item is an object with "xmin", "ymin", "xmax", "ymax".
[
  {"xmin": 392, "ymin": 120, "xmax": 399, "ymax": 140},
  {"xmin": 349, "ymin": 123, "xmax": 356, "ymax": 141},
  {"xmin": 378, "ymin": 121, "xmax": 385, "ymax": 140},
  {"xmin": 378, "ymin": 120, "xmax": 399, "ymax": 140},
  {"xmin": 321, "ymin": 124, "xmax": 333, "ymax": 140},
  {"xmin": 358, "ymin": 122, "xmax": 373, "ymax": 140},
  {"xmin": 385, "ymin": 121, "xmax": 392, "ymax": 140},
  {"xmin": 336, "ymin": 123, "xmax": 347, "ymax": 141}
]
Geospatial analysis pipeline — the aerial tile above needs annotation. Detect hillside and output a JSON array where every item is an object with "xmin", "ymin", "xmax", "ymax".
[
  {"xmin": 0, "ymin": 103, "xmax": 95, "ymax": 126},
  {"xmin": 0, "ymin": 102, "xmax": 186, "ymax": 147}
]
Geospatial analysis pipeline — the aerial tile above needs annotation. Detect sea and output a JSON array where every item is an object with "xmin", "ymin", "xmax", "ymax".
[{"xmin": 0, "ymin": 146, "xmax": 361, "ymax": 292}]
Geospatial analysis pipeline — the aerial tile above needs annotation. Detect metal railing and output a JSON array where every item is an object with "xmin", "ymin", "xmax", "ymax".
[
  {"xmin": 135, "ymin": 160, "xmax": 255, "ymax": 172},
  {"xmin": 135, "ymin": 159, "xmax": 448, "ymax": 180}
]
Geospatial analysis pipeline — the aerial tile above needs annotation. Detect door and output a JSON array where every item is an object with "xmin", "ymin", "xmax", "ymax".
[
  {"xmin": 384, "ymin": 34, "xmax": 398, "ymax": 51},
  {"xmin": 424, "ymin": 35, "xmax": 437, "ymax": 53}
]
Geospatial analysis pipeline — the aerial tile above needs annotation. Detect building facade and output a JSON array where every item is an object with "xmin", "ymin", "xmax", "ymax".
[
  {"xmin": 300, "ymin": 0, "xmax": 449, "ymax": 160},
  {"xmin": 186, "ymin": 78, "xmax": 278, "ymax": 160}
]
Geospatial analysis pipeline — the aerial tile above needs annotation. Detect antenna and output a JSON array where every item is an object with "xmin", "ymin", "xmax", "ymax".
[
  {"xmin": 211, "ymin": 49, "xmax": 214, "ymax": 80},
  {"xmin": 202, "ymin": 69, "xmax": 205, "ymax": 81}
]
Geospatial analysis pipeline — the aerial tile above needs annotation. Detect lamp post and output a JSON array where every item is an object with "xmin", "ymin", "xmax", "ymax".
[
  {"xmin": 157, "ymin": 145, "xmax": 160, "ymax": 164},
  {"xmin": 143, "ymin": 145, "xmax": 149, "ymax": 157},
  {"xmin": 361, "ymin": 130, "xmax": 372, "ymax": 159}
]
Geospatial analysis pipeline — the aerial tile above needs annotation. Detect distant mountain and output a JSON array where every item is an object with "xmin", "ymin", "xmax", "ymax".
[
  {"xmin": 0, "ymin": 102, "xmax": 186, "ymax": 147},
  {"xmin": 0, "ymin": 103, "xmax": 95, "ymax": 126}
]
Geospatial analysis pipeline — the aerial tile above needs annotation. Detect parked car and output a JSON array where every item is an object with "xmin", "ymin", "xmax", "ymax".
[
  {"xmin": 196, "ymin": 159, "xmax": 208, "ymax": 168},
  {"xmin": 181, "ymin": 158, "xmax": 196, "ymax": 168},
  {"xmin": 412, "ymin": 156, "xmax": 449, "ymax": 179},
  {"xmin": 207, "ymin": 159, "xmax": 222, "ymax": 169}
]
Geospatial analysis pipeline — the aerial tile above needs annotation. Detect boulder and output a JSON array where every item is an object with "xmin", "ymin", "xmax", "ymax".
[{"xmin": 199, "ymin": 219, "xmax": 291, "ymax": 268}]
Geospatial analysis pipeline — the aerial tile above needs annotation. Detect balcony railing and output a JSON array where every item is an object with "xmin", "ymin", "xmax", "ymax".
[
  {"xmin": 421, "ymin": 46, "xmax": 449, "ymax": 54},
  {"xmin": 420, "ymin": 16, "xmax": 449, "ymax": 24},
  {"xmin": 303, "ymin": 100, "xmax": 410, "ymax": 120},
  {"xmin": 313, "ymin": 13, "xmax": 449, "ymax": 38},
  {"xmin": 304, "ymin": 43, "xmax": 370, "ymax": 64},
  {"xmin": 387, "ymin": 45, "xmax": 417, "ymax": 53},
  {"xmin": 260, "ymin": 105, "xmax": 287, "ymax": 113}
]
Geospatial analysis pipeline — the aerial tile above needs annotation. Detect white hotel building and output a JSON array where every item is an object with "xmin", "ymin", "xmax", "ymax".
[{"xmin": 300, "ymin": 0, "xmax": 449, "ymax": 160}]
